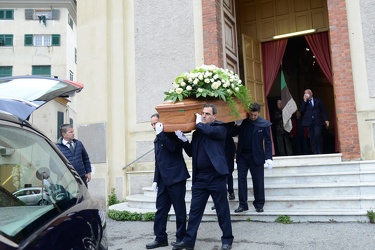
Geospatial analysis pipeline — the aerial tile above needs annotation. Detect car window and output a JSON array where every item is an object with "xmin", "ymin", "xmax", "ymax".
[{"xmin": 0, "ymin": 124, "xmax": 80, "ymax": 240}]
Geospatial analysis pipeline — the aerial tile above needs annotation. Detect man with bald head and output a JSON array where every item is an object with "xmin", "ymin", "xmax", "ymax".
[{"xmin": 300, "ymin": 89, "xmax": 329, "ymax": 154}]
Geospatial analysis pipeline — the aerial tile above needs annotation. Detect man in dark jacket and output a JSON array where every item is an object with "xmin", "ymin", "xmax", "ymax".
[
  {"xmin": 173, "ymin": 104, "xmax": 233, "ymax": 250},
  {"xmin": 300, "ymin": 89, "xmax": 329, "ymax": 154},
  {"xmin": 56, "ymin": 124, "xmax": 91, "ymax": 187},
  {"xmin": 146, "ymin": 113, "xmax": 190, "ymax": 250},
  {"xmin": 233, "ymin": 103, "xmax": 273, "ymax": 213}
]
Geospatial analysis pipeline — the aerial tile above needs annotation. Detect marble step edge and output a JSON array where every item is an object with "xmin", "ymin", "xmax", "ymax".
[{"xmin": 125, "ymin": 193, "xmax": 375, "ymax": 202}]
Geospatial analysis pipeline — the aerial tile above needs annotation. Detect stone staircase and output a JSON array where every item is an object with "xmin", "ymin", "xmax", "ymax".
[{"xmin": 110, "ymin": 153, "xmax": 375, "ymax": 222}]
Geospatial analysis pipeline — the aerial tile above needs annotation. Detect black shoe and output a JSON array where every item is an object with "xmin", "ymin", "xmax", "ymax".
[
  {"xmin": 211, "ymin": 205, "xmax": 216, "ymax": 210},
  {"xmin": 222, "ymin": 244, "xmax": 232, "ymax": 250},
  {"xmin": 171, "ymin": 241, "xmax": 194, "ymax": 250},
  {"xmin": 171, "ymin": 242, "xmax": 178, "ymax": 250},
  {"xmin": 234, "ymin": 207, "xmax": 248, "ymax": 213},
  {"xmin": 228, "ymin": 193, "xmax": 235, "ymax": 200},
  {"xmin": 256, "ymin": 208, "xmax": 264, "ymax": 213},
  {"xmin": 146, "ymin": 240, "xmax": 168, "ymax": 249}
]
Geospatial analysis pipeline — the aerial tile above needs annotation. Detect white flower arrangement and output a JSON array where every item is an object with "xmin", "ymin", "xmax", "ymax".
[{"xmin": 164, "ymin": 65, "xmax": 251, "ymax": 117}]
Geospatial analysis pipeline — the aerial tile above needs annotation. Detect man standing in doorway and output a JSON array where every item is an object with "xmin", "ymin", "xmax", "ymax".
[
  {"xmin": 173, "ymin": 103, "xmax": 234, "ymax": 250},
  {"xmin": 273, "ymin": 99, "xmax": 293, "ymax": 156},
  {"xmin": 56, "ymin": 124, "xmax": 92, "ymax": 187},
  {"xmin": 146, "ymin": 113, "xmax": 190, "ymax": 249},
  {"xmin": 233, "ymin": 103, "xmax": 273, "ymax": 213},
  {"xmin": 300, "ymin": 89, "xmax": 329, "ymax": 154}
]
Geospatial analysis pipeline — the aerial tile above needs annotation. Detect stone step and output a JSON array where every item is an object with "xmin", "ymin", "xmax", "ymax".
[
  {"xmin": 124, "ymin": 192, "xmax": 375, "ymax": 211},
  {"xmin": 109, "ymin": 202, "xmax": 371, "ymax": 223},
  {"xmin": 119, "ymin": 154, "xmax": 375, "ymax": 222},
  {"xmin": 142, "ymin": 181, "xmax": 375, "ymax": 198}
]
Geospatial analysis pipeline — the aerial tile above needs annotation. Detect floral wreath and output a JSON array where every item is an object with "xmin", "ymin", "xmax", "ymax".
[{"xmin": 163, "ymin": 65, "xmax": 252, "ymax": 117}]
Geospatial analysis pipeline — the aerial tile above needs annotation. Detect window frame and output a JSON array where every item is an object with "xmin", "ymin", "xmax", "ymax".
[
  {"xmin": 0, "ymin": 9, "xmax": 14, "ymax": 20},
  {"xmin": 0, "ymin": 34, "xmax": 14, "ymax": 46},
  {"xmin": 24, "ymin": 34, "xmax": 60, "ymax": 47}
]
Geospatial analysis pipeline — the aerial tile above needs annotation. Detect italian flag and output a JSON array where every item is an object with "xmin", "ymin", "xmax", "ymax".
[{"xmin": 281, "ymin": 70, "xmax": 297, "ymax": 132}]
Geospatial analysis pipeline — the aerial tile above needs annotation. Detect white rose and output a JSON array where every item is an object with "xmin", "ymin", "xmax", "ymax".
[
  {"xmin": 204, "ymin": 78, "xmax": 210, "ymax": 83},
  {"xmin": 181, "ymin": 82, "xmax": 186, "ymax": 87},
  {"xmin": 176, "ymin": 88, "xmax": 183, "ymax": 94},
  {"xmin": 235, "ymin": 87, "xmax": 239, "ymax": 92},
  {"xmin": 211, "ymin": 82, "xmax": 219, "ymax": 90},
  {"xmin": 186, "ymin": 85, "xmax": 192, "ymax": 91},
  {"xmin": 198, "ymin": 88, "xmax": 203, "ymax": 93},
  {"xmin": 193, "ymin": 79, "xmax": 199, "ymax": 85}
]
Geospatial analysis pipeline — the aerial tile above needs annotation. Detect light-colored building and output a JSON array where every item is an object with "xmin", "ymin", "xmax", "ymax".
[
  {"xmin": 0, "ymin": 0, "xmax": 78, "ymax": 139},
  {"xmin": 4, "ymin": 0, "xmax": 374, "ymax": 208},
  {"xmin": 75, "ymin": 0, "xmax": 375, "ymax": 207}
]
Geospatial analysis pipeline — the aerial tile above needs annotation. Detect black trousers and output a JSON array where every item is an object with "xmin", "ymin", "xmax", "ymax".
[
  {"xmin": 306, "ymin": 123, "xmax": 323, "ymax": 154},
  {"xmin": 154, "ymin": 178, "xmax": 187, "ymax": 243},
  {"xmin": 182, "ymin": 171, "xmax": 233, "ymax": 247},
  {"xmin": 237, "ymin": 154, "xmax": 265, "ymax": 210}
]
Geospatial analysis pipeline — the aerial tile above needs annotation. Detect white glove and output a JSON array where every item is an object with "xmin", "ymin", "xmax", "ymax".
[
  {"xmin": 151, "ymin": 182, "xmax": 158, "ymax": 192},
  {"xmin": 175, "ymin": 130, "xmax": 188, "ymax": 142},
  {"xmin": 265, "ymin": 159, "xmax": 273, "ymax": 170},
  {"xmin": 195, "ymin": 113, "xmax": 202, "ymax": 124},
  {"xmin": 155, "ymin": 122, "xmax": 163, "ymax": 135}
]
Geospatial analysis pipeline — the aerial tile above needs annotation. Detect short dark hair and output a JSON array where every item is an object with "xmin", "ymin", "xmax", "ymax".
[
  {"xmin": 60, "ymin": 124, "xmax": 73, "ymax": 136},
  {"xmin": 203, "ymin": 103, "xmax": 217, "ymax": 115},
  {"xmin": 150, "ymin": 113, "xmax": 159, "ymax": 119},
  {"xmin": 249, "ymin": 103, "xmax": 261, "ymax": 112}
]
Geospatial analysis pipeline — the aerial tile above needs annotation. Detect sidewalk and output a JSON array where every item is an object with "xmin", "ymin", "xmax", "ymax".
[{"xmin": 106, "ymin": 216, "xmax": 373, "ymax": 250}]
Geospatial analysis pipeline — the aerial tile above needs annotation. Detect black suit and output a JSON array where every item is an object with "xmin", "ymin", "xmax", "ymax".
[
  {"xmin": 234, "ymin": 117, "xmax": 272, "ymax": 210},
  {"xmin": 224, "ymin": 122, "xmax": 236, "ymax": 194},
  {"xmin": 300, "ymin": 97, "xmax": 328, "ymax": 154},
  {"xmin": 153, "ymin": 132, "xmax": 190, "ymax": 243},
  {"xmin": 182, "ymin": 121, "xmax": 234, "ymax": 248}
]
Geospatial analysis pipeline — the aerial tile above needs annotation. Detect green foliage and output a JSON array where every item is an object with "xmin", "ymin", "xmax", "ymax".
[
  {"xmin": 163, "ymin": 65, "xmax": 252, "ymax": 118},
  {"xmin": 246, "ymin": 217, "xmax": 251, "ymax": 222},
  {"xmin": 367, "ymin": 209, "xmax": 375, "ymax": 223},
  {"xmin": 107, "ymin": 188, "xmax": 120, "ymax": 207},
  {"xmin": 107, "ymin": 209, "xmax": 157, "ymax": 221},
  {"xmin": 275, "ymin": 215, "xmax": 293, "ymax": 224},
  {"xmin": 143, "ymin": 212, "xmax": 156, "ymax": 221}
]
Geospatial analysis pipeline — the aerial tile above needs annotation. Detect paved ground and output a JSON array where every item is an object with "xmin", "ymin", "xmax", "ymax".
[{"xmin": 106, "ymin": 216, "xmax": 374, "ymax": 250}]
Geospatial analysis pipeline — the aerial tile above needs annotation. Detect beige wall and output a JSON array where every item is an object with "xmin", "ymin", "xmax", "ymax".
[
  {"xmin": 76, "ymin": 0, "xmax": 204, "ymax": 203},
  {"xmin": 346, "ymin": 0, "xmax": 375, "ymax": 160}
]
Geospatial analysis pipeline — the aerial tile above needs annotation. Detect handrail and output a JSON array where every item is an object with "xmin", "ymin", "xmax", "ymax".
[{"xmin": 122, "ymin": 148, "xmax": 154, "ymax": 170}]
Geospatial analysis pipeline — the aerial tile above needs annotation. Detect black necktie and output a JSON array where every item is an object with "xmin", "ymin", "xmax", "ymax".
[{"xmin": 68, "ymin": 142, "xmax": 74, "ymax": 154}]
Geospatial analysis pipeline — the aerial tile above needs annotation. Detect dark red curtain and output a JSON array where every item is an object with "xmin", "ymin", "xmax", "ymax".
[
  {"xmin": 305, "ymin": 31, "xmax": 338, "ymax": 152},
  {"xmin": 305, "ymin": 32, "xmax": 333, "ymax": 84},
  {"xmin": 262, "ymin": 39, "xmax": 288, "ymax": 155},
  {"xmin": 262, "ymin": 39, "xmax": 288, "ymax": 120}
]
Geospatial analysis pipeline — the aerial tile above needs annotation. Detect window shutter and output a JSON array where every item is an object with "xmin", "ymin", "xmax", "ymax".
[
  {"xmin": 0, "ymin": 66, "xmax": 12, "ymax": 77},
  {"xmin": 25, "ymin": 9, "xmax": 34, "ymax": 20},
  {"xmin": 32, "ymin": 66, "xmax": 51, "ymax": 76},
  {"xmin": 24, "ymin": 34, "xmax": 33, "ymax": 46},
  {"xmin": 5, "ymin": 35, "xmax": 13, "ymax": 46},
  {"xmin": 51, "ymin": 34, "xmax": 60, "ymax": 46},
  {"xmin": 52, "ymin": 9, "xmax": 60, "ymax": 20},
  {"xmin": 57, "ymin": 112, "xmax": 64, "ymax": 140},
  {"xmin": 6, "ymin": 10, "xmax": 14, "ymax": 19}
]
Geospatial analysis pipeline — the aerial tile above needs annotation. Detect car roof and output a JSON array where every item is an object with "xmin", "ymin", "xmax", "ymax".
[{"xmin": 0, "ymin": 76, "xmax": 84, "ymax": 120}]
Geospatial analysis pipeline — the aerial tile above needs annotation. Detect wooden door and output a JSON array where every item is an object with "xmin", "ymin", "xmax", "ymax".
[
  {"xmin": 222, "ymin": 0, "xmax": 239, "ymax": 73},
  {"xmin": 242, "ymin": 34, "xmax": 265, "ymax": 118}
]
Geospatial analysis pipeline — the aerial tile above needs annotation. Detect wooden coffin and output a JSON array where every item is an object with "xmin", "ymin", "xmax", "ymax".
[{"xmin": 155, "ymin": 98, "xmax": 248, "ymax": 132}]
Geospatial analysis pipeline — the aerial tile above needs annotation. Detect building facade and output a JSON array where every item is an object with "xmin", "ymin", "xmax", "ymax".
[
  {"xmin": 0, "ymin": 0, "xmax": 78, "ymax": 140},
  {"xmin": 68, "ymin": 0, "xmax": 375, "ymax": 204}
]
